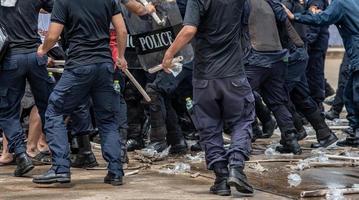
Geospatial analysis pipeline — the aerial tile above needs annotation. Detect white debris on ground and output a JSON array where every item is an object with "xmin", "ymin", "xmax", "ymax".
[
  {"xmin": 287, "ymin": 173, "xmax": 302, "ymax": 187},
  {"xmin": 186, "ymin": 152, "xmax": 205, "ymax": 163},
  {"xmin": 247, "ymin": 163, "xmax": 268, "ymax": 173},
  {"xmin": 159, "ymin": 162, "xmax": 191, "ymax": 175}
]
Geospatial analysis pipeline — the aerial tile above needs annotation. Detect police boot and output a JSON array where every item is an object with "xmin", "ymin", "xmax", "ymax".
[
  {"xmin": 190, "ymin": 141, "xmax": 202, "ymax": 152},
  {"xmin": 210, "ymin": 163, "xmax": 231, "ymax": 196},
  {"xmin": 306, "ymin": 110, "xmax": 338, "ymax": 148},
  {"xmin": 127, "ymin": 124, "xmax": 144, "ymax": 152},
  {"xmin": 228, "ymin": 166, "xmax": 254, "ymax": 195},
  {"xmin": 71, "ymin": 134, "xmax": 98, "ymax": 168},
  {"xmin": 167, "ymin": 129, "xmax": 187, "ymax": 155},
  {"xmin": 293, "ymin": 113, "xmax": 307, "ymax": 141},
  {"xmin": 14, "ymin": 153, "xmax": 34, "ymax": 177},
  {"xmin": 337, "ymin": 128, "xmax": 359, "ymax": 147},
  {"xmin": 145, "ymin": 126, "xmax": 168, "ymax": 152},
  {"xmin": 261, "ymin": 116, "xmax": 277, "ymax": 139},
  {"xmin": 251, "ymin": 119, "xmax": 263, "ymax": 142},
  {"xmin": 277, "ymin": 128, "xmax": 302, "ymax": 155},
  {"xmin": 119, "ymin": 128, "xmax": 129, "ymax": 164},
  {"xmin": 324, "ymin": 108, "xmax": 340, "ymax": 121}
]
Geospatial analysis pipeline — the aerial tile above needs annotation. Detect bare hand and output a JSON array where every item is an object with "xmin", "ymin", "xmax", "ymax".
[
  {"xmin": 37, "ymin": 44, "xmax": 47, "ymax": 57},
  {"xmin": 282, "ymin": 4, "xmax": 295, "ymax": 20},
  {"xmin": 162, "ymin": 52, "xmax": 174, "ymax": 74},
  {"xmin": 47, "ymin": 57, "xmax": 55, "ymax": 67},
  {"xmin": 145, "ymin": 3, "xmax": 156, "ymax": 14},
  {"xmin": 116, "ymin": 56, "xmax": 128, "ymax": 72}
]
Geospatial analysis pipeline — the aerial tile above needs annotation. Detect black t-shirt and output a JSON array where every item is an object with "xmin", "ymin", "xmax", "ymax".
[
  {"xmin": 184, "ymin": 0, "xmax": 245, "ymax": 80},
  {"xmin": 0, "ymin": 0, "xmax": 53, "ymax": 54},
  {"xmin": 51, "ymin": 0, "xmax": 122, "ymax": 67}
]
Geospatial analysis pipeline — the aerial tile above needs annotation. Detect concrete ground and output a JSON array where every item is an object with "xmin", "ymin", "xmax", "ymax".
[{"xmin": 1, "ymin": 56, "xmax": 359, "ymax": 200}]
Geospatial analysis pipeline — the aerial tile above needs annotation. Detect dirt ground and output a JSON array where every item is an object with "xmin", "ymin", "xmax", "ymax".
[{"xmin": 1, "ymin": 55, "xmax": 359, "ymax": 200}]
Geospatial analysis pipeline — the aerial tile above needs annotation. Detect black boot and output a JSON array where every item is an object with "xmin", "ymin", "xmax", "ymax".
[
  {"xmin": 251, "ymin": 119, "xmax": 263, "ymax": 142},
  {"xmin": 190, "ymin": 141, "xmax": 202, "ymax": 152},
  {"xmin": 277, "ymin": 129, "xmax": 302, "ymax": 155},
  {"xmin": 261, "ymin": 116, "xmax": 277, "ymax": 139},
  {"xmin": 166, "ymin": 106, "xmax": 188, "ymax": 154},
  {"xmin": 324, "ymin": 108, "xmax": 340, "ymax": 121},
  {"xmin": 127, "ymin": 124, "xmax": 144, "ymax": 152},
  {"xmin": 145, "ymin": 126, "xmax": 168, "ymax": 152},
  {"xmin": 33, "ymin": 168, "xmax": 71, "ymax": 184},
  {"xmin": 71, "ymin": 134, "xmax": 98, "ymax": 168},
  {"xmin": 104, "ymin": 171, "xmax": 123, "ymax": 186},
  {"xmin": 337, "ymin": 128, "xmax": 359, "ymax": 147},
  {"xmin": 210, "ymin": 163, "xmax": 231, "ymax": 196},
  {"xmin": 293, "ymin": 113, "xmax": 307, "ymax": 141},
  {"xmin": 14, "ymin": 153, "xmax": 34, "ymax": 177},
  {"xmin": 305, "ymin": 110, "xmax": 338, "ymax": 148},
  {"xmin": 228, "ymin": 166, "xmax": 254, "ymax": 195},
  {"xmin": 119, "ymin": 128, "xmax": 129, "ymax": 164}
]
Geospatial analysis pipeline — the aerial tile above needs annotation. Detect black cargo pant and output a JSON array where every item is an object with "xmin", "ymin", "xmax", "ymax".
[{"xmin": 245, "ymin": 61, "xmax": 295, "ymax": 131}]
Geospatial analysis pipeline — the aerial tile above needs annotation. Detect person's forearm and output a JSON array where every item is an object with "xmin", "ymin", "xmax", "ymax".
[
  {"xmin": 117, "ymin": 28, "xmax": 127, "ymax": 58},
  {"xmin": 166, "ymin": 26, "xmax": 197, "ymax": 57},
  {"xmin": 42, "ymin": 36, "xmax": 59, "ymax": 53}
]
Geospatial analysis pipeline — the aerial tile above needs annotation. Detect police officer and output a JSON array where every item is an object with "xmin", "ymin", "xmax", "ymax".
[
  {"xmin": 242, "ymin": 0, "xmax": 303, "ymax": 154},
  {"xmin": 305, "ymin": 0, "xmax": 330, "ymax": 108},
  {"xmin": 0, "ymin": 0, "xmax": 54, "ymax": 177},
  {"xmin": 32, "ymin": 0, "xmax": 128, "ymax": 185},
  {"xmin": 285, "ymin": 0, "xmax": 359, "ymax": 147},
  {"xmin": 163, "ymin": 0, "xmax": 255, "ymax": 196},
  {"xmin": 280, "ymin": 0, "xmax": 338, "ymax": 149}
]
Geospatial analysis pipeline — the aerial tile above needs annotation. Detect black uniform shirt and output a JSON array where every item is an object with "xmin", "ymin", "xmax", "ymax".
[
  {"xmin": 0, "ymin": 0, "xmax": 53, "ymax": 54},
  {"xmin": 184, "ymin": 0, "xmax": 245, "ymax": 80},
  {"xmin": 51, "ymin": 0, "xmax": 122, "ymax": 68}
]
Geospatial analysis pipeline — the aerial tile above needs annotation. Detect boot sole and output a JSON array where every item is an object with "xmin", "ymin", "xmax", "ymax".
[
  {"xmin": 104, "ymin": 180, "xmax": 123, "ymax": 186},
  {"xmin": 210, "ymin": 189, "xmax": 231, "ymax": 196},
  {"xmin": 321, "ymin": 136, "xmax": 338, "ymax": 148},
  {"xmin": 14, "ymin": 165, "xmax": 34, "ymax": 177},
  {"xmin": 33, "ymin": 177, "xmax": 71, "ymax": 184},
  {"xmin": 227, "ymin": 177, "xmax": 254, "ymax": 196}
]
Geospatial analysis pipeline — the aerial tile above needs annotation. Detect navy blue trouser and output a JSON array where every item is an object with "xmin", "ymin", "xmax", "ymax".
[
  {"xmin": 45, "ymin": 63, "xmax": 123, "ymax": 175},
  {"xmin": 246, "ymin": 61, "xmax": 295, "ymax": 131},
  {"xmin": 344, "ymin": 70, "xmax": 359, "ymax": 130},
  {"xmin": 332, "ymin": 53, "xmax": 351, "ymax": 113},
  {"xmin": 306, "ymin": 49, "xmax": 326, "ymax": 105},
  {"xmin": 0, "ymin": 52, "xmax": 53, "ymax": 155},
  {"xmin": 286, "ymin": 59, "xmax": 319, "ymax": 121},
  {"xmin": 192, "ymin": 75, "xmax": 255, "ymax": 170}
]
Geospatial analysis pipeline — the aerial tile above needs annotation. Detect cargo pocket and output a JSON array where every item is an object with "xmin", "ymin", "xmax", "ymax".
[
  {"xmin": 0, "ymin": 87, "xmax": 9, "ymax": 109},
  {"xmin": 230, "ymin": 76, "xmax": 252, "ymax": 94},
  {"xmin": 36, "ymin": 55, "xmax": 48, "ymax": 67},
  {"xmin": 193, "ymin": 79, "xmax": 208, "ymax": 90},
  {"xmin": 1, "ymin": 57, "xmax": 18, "ymax": 71}
]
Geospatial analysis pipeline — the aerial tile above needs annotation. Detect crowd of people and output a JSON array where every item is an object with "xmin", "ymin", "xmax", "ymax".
[{"xmin": 0, "ymin": 0, "xmax": 358, "ymax": 197}]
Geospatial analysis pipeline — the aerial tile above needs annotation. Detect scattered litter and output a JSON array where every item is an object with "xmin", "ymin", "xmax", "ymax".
[
  {"xmin": 248, "ymin": 163, "xmax": 268, "ymax": 173},
  {"xmin": 325, "ymin": 188, "xmax": 345, "ymax": 200},
  {"xmin": 139, "ymin": 146, "xmax": 171, "ymax": 161},
  {"xmin": 159, "ymin": 162, "xmax": 191, "ymax": 175},
  {"xmin": 186, "ymin": 152, "xmax": 205, "ymax": 163},
  {"xmin": 190, "ymin": 172, "xmax": 201, "ymax": 178},
  {"xmin": 288, "ymin": 173, "xmax": 302, "ymax": 187},
  {"xmin": 264, "ymin": 143, "xmax": 281, "ymax": 156},
  {"xmin": 125, "ymin": 170, "xmax": 140, "ymax": 176},
  {"xmin": 304, "ymin": 126, "xmax": 316, "ymax": 135},
  {"xmin": 326, "ymin": 119, "xmax": 349, "ymax": 126}
]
